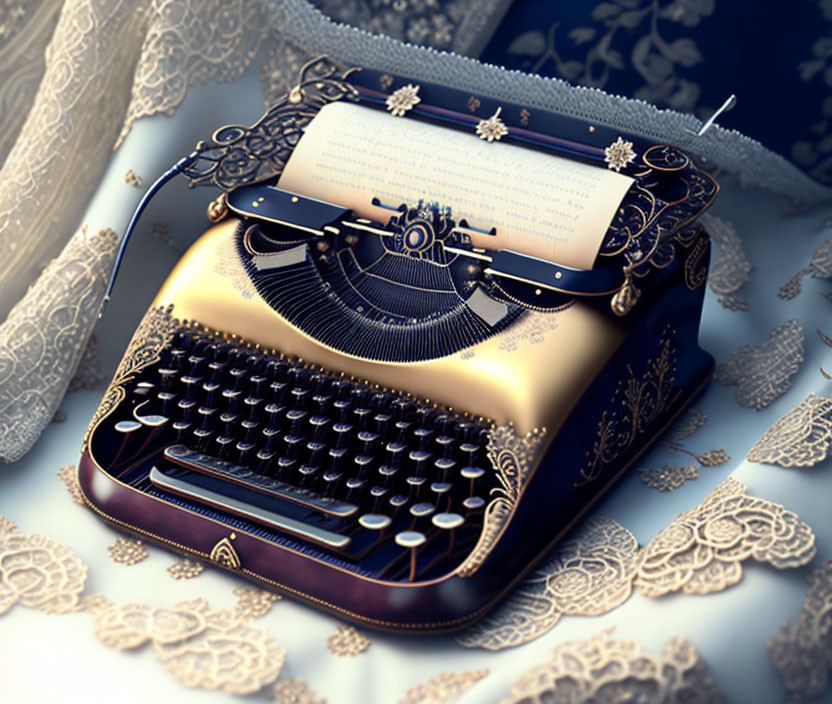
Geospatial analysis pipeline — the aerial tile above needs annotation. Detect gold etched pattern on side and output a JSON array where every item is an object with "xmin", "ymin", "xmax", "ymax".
[
  {"xmin": 456, "ymin": 424, "xmax": 546, "ymax": 578},
  {"xmin": 769, "ymin": 559, "xmax": 832, "ymax": 702},
  {"xmin": 747, "ymin": 395, "xmax": 832, "ymax": 467},
  {"xmin": 273, "ymin": 678, "xmax": 326, "ymax": 704},
  {"xmin": 83, "ymin": 304, "xmax": 181, "ymax": 451},
  {"xmin": 457, "ymin": 517, "xmax": 638, "ymax": 650},
  {"xmin": 326, "ymin": 625, "xmax": 370, "ymax": 657},
  {"xmin": 635, "ymin": 478, "xmax": 816, "ymax": 597},
  {"xmin": 0, "ymin": 517, "xmax": 88, "ymax": 615},
  {"xmin": 209, "ymin": 536, "xmax": 240, "ymax": 570},
  {"xmin": 683, "ymin": 231, "xmax": 709, "ymax": 290},
  {"xmin": 93, "ymin": 597, "xmax": 285, "ymax": 694},
  {"xmin": 233, "ymin": 587, "xmax": 281, "ymax": 622},
  {"xmin": 576, "ymin": 326, "xmax": 679, "ymax": 487},
  {"xmin": 167, "ymin": 558, "xmax": 205, "ymax": 580},
  {"xmin": 502, "ymin": 630, "xmax": 726, "ymax": 704},
  {"xmin": 397, "ymin": 669, "xmax": 490, "ymax": 704},
  {"xmin": 714, "ymin": 319, "xmax": 805, "ymax": 410},
  {"xmin": 58, "ymin": 464, "xmax": 85, "ymax": 505},
  {"xmin": 108, "ymin": 537, "xmax": 148, "ymax": 566}
]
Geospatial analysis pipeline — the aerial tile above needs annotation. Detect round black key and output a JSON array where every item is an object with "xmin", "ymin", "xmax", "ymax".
[
  {"xmin": 353, "ymin": 407, "xmax": 372, "ymax": 430},
  {"xmin": 378, "ymin": 465, "xmax": 399, "ymax": 488},
  {"xmin": 215, "ymin": 435, "xmax": 234, "ymax": 458},
  {"xmin": 115, "ymin": 420, "xmax": 141, "ymax": 433},
  {"xmin": 353, "ymin": 454, "xmax": 374, "ymax": 477},
  {"xmin": 389, "ymin": 494, "xmax": 409, "ymax": 508},
  {"xmin": 285, "ymin": 409, "xmax": 307, "ymax": 434},
  {"xmin": 461, "ymin": 466, "xmax": 485, "ymax": 480},
  {"xmin": 463, "ymin": 496, "xmax": 485, "ymax": 511},
  {"xmin": 291, "ymin": 387, "xmax": 310, "ymax": 409},
  {"xmin": 333, "ymin": 398, "xmax": 351, "ymax": 421},
  {"xmin": 172, "ymin": 421, "xmax": 191, "ymax": 442},
  {"xmin": 386, "ymin": 441, "xmax": 406, "ymax": 466},
  {"xmin": 180, "ymin": 375, "xmax": 201, "ymax": 400},
  {"xmin": 393, "ymin": 420, "xmax": 413, "ymax": 441},
  {"xmin": 332, "ymin": 422, "xmax": 354, "ymax": 449},
  {"xmin": 430, "ymin": 481, "xmax": 453, "ymax": 496},
  {"xmin": 298, "ymin": 463, "xmax": 318, "ymax": 486},
  {"xmin": 327, "ymin": 446, "xmax": 349, "ymax": 472},
  {"xmin": 249, "ymin": 375, "xmax": 267, "ymax": 397},
  {"xmin": 222, "ymin": 389, "xmax": 241, "ymax": 415},
  {"xmin": 312, "ymin": 394, "xmax": 332, "ymax": 415},
  {"xmin": 357, "ymin": 430, "xmax": 380, "ymax": 455},
  {"xmin": 406, "ymin": 475, "xmax": 427, "ymax": 500},
  {"xmin": 409, "ymin": 450, "xmax": 432, "ymax": 475},
  {"xmin": 410, "ymin": 502, "xmax": 435, "ymax": 518},
  {"xmin": 276, "ymin": 456, "xmax": 297, "ymax": 479},
  {"xmin": 413, "ymin": 427, "xmax": 434, "ymax": 449},
  {"xmin": 374, "ymin": 413, "xmax": 392, "ymax": 436},
  {"xmin": 434, "ymin": 434, "xmax": 455, "ymax": 457},
  {"xmin": 157, "ymin": 368, "xmax": 177, "ymax": 389},
  {"xmin": 202, "ymin": 381, "xmax": 220, "ymax": 407},
  {"xmin": 220, "ymin": 412, "xmax": 238, "ymax": 437},
  {"xmin": 459, "ymin": 442, "xmax": 480, "ymax": 465},
  {"xmin": 256, "ymin": 450, "xmax": 275, "ymax": 473},
  {"xmin": 434, "ymin": 457, "xmax": 457, "ymax": 481},
  {"xmin": 193, "ymin": 427, "xmax": 213, "ymax": 451},
  {"xmin": 345, "ymin": 477, "xmax": 366, "ymax": 502},
  {"xmin": 282, "ymin": 433, "xmax": 304, "ymax": 459},
  {"xmin": 304, "ymin": 440, "xmax": 326, "ymax": 468},
  {"xmin": 269, "ymin": 381, "xmax": 288, "ymax": 402},
  {"xmin": 308, "ymin": 414, "xmax": 331, "ymax": 441},
  {"xmin": 264, "ymin": 402, "xmax": 285, "ymax": 429},
  {"xmin": 432, "ymin": 512, "xmax": 464, "ymax": 530},
  {"xmin": 359, "ymin": 513, "xmax": 391, "ymax": 530},
  {"xmin": 322, "ymin": 470, "xmax": 343, "ymax": 495},
  {"xmin": 235, "ymin": 440, "xmax": 256, "ymax": 465},
  {"xmin": 243, "ymin": 396, "xmax": 263, "ymax": 419}
]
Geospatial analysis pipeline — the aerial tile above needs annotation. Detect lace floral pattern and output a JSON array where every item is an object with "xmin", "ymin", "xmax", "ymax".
[
  {"xmin": 635, "ymin": 478, "xmax": 816, "ymax": 597},
  {"xmin": 714, "ymin": 319, "xmax": 805, "ymax": 410},
  {"xmin": 502, "ymin": 630, "xmax": 726, "ymax": 704},
  {"xmin": 747, "ymin": 395, "xmax": 832, "ymax": 468},
  {"xmin": 769, "ymin": 560, "xmax": 832, "ymax": 703},
  {"xmin": 457, "ymin": 517, "xmax": 638, "ymax": 650},
  {"xmin": 0, "ymin": 227, "xmax": 118, "ymax": 462},
  {"xmin": 91, "ymin": 597, "xmax": 285, "ymax": 694}
]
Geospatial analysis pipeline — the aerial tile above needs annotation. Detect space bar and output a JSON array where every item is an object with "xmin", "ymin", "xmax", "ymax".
[
  {"xmin": 149, "ymin": 466, "xmax": 351, "ymax": 549},
  {"xmin": 163, "ymin": 444, "xmax": 358, "ymax": 518}
]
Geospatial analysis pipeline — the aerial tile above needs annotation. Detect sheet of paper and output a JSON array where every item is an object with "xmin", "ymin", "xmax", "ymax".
[{"xmin": 279, "ymin": 101, "xmax": 633, "ymax": 269}]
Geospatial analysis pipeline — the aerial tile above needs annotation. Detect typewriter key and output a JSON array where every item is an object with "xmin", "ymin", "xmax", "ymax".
[
  {"xmin": 463, "ymin": 496, "xmax": 485, "ymax": 511},
  {"xmin": 395, "ymin": 530, "xmax": 427, "ymax": 582},
  {"xmin": 432, "ymin": 512, "xmax": 464, "ymax": 553},
  {"xmin": 359, "ymin": 513, "xmax": 392, "ymax": 531}
]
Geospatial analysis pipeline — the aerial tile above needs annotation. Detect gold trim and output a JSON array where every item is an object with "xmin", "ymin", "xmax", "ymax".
[{"xmin": 210, "ymin": 537, "xmax": 241, "ymax": 570}]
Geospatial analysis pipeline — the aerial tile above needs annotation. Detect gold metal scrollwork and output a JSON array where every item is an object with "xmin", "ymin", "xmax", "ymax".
[{"xmin": 210, "ymin": 536, "xmax": 241, "ymax": 570}]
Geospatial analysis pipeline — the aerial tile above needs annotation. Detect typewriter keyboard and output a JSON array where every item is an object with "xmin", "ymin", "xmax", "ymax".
[{"xmin": 96, "ymin": 329, "xmax": 497, "ymax": 582}]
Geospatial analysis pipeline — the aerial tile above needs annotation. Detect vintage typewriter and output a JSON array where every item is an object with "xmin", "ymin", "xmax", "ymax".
[{"xmin": 79, "ymin": 57, "xmax": 717, "ymax": 632}]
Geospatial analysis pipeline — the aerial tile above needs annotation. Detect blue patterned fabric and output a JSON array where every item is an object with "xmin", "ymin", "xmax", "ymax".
[{"xmin": 481, "ymin": 0, "xmax": 832, "ymax": 184}]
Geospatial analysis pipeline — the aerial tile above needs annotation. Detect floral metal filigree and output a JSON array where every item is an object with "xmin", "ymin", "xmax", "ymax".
[
  {"xmin": 58, "ymin": 464, "xmax": 85, "ymax": 506},
  {"xmin": 183, "ymin": 56, "xmax": 359, "ymax": 191},
  {"xmin": 398, "ymin": 669, "xmax": 490, "ymax": 704},
  {"xmin": 167, "ymin": 558, "xmax": 204, "ymax": 580},
  {"xmin": 273, "ymin": 678, "xmax": 326, "ymax": 704},
  {"xmin": 635, "ymin": 478, "xmax": 816, "ymax": 597},
  {"xmin": 604, "ymin": 136, "xmax": 636, "ymax": 171},
  {"xmin": 232, "ymin": 587, "xmax": 281, "ymax": 622},
  {"xmin": 456, "ymin": 424, "xmax": 546, "ymax": 578},
  {"xmin": 108, "ymin": 537, "xmax": 148, "ymax": 566},
  {"xmin": 747, "ymin": 395, "xmax": 832, "ymax": 467},
  {"xmin": 326, "ymin": 625, "xmax": 370, "ymax": 657},
  {"xmin": 214, "ymin": 230, "xmax": 256, "ymax": 299},
  {"xmin": 502, "ymin": 630, "xmax": 725, "ymax": 704},
  {"xmin": 701, "ymin": 213, "xmax": 751, "ymax": 311},
  {"xmin": 0, "ymin": 517, "xmax": 88, "ymax": 615},
  {"xmin": 93, "ymin": 597, "xmax": 285, "ymax": 694},
  {"xmin": 779, "ymin": 235, "xmax": 832, "ymax": 300},
  {"xmin": 476, "ymin": 107, "xmax": 509, "ymax": 142},
  {"xmin": 714, "ymin": 319, "xmax": 805, "ymax": 410},
  {"xmin": 386, "ymin": 83, "xmax": 421, "ymax": 116},
  {"xmin": 83, "ymin": 304, "xmax": 181, "ymax": 451},
  {"xmin": 496, "ymin": 312, "xmax": 560, "ymax": 352},
  {"xmin": 768, "ymin": 559, "xmax": 832, "ymax": 702},
  {"xmin": 457, "ymin": 517, "xmax": 638, "ymax": 650},
  {"xmin": 576, "ymin": 326, "xmax": 679, "ymax": 487}
]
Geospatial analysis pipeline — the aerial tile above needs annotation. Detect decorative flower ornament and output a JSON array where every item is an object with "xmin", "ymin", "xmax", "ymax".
[
  {"xmin": 476, "ymin": 107, "xmax": 509, "ymax": 142},
  {"xmin": 386, "ymin": 84, "xmax": 421, "ymax": 117},
  {"xmin": 605, "ymin": 137, "xmax": 637, "ymax": 172}
]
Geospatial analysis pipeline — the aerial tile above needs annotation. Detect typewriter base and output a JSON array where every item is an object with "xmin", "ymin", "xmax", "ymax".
[{"xmin": 78, "ymin": 225, "xmax": 714, "ymax": 633}]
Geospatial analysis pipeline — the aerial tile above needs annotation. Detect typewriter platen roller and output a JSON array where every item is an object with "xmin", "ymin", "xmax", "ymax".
[{"xmin": 79, "ymin": 57, "xmax": 717, "ymax": 632}]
